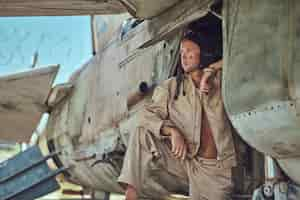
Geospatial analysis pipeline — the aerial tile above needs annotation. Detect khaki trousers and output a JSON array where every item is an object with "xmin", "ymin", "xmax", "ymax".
[{"xmin": 118, "ymin": 127, "xmax": 233, "ymax": 200}]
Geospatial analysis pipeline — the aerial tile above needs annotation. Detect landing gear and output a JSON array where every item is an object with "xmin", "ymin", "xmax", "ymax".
[{"xmin": 252, "ymin": 156, "xmax": 300, "ymax": 200}]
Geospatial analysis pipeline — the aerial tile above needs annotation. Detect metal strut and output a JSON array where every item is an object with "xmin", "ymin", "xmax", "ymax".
[{"xmin": 0, "ymin": 145, "xmax": 67, "ymax": 200}]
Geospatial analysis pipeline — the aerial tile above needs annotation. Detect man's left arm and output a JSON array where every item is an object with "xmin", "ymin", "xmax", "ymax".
[{"xmin": 199, "ymin": 59, "xmax": 223, "ymax": 93}]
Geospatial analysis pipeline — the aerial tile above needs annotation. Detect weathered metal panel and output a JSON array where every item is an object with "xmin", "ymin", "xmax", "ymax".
[
  {"xmin": 0, "ymin": 65, "xmax": 58, "ymax": 142},
  {"xmin": 118, "ymin": 0, "xmax": 212, "ymax": 49},
  {"xmin": 93, "ymin": 14, "xmax": 130, "ymax": 53},
  {"xmin": 223, "ymin": 0, "xmax": 300, "ymax": 184},
  {"xmin": 80, "ymin": 28, "xmax": 180, "ymax": 145},
  {"xmin": 94, "ymin": 0, "xmax": 212, "ymax": 52},
  {"xmin": 0, "ymin": 0, "xmax": 210, "ymax": 19},
  {"xmin": 67, "ymin": 59, "xmax": 96, "ymax": 140},
  {"xmin": 144, "ymin": 0, "xmax": 212, "ymax": 47},
  {"xmin": 126, "ymin": 0, "xmax": 181, "ymax": 18}
]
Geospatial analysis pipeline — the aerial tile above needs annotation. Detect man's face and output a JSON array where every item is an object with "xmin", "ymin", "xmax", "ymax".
[{"xmin": 180, "ymin": 39, "xmax": 201, "ymax": 73}]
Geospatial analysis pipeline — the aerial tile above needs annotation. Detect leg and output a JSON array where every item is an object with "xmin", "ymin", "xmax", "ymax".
[
  {"xmin": 118, "ymin": 127, "xmax": 188, "ymax": 199},
  {"xmin": 125, "ymin": 184, "xmax": 138, "ymax": 200},
  {"xmin": 118, "ymin": 127, "xmax": 187, "ymax": 199},
  {"xmin": 118, "ymin": 127, "xmax": 155, "ymax": 198},
  {"xmin": 187, "ymin": 157, "xmax": 233, "ymax": 200}
]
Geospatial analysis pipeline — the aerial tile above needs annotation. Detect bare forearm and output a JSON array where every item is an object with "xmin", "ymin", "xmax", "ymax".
[
  {"xmin": 160, "ymin": 125, "xmax": 173, "ymax": 136},
  {"xmin": 161, "ymin": 125, "xmax": 187, "ymax": 160},
  {"xmin": 209, "ymin": 60, "xmax": 223, "ymax": 71}
]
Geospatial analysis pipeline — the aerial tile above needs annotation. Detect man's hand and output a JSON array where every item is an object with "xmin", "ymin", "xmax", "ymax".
[
  {"xmin": 168, "ymin": 128, "xmax": 187, "ymax": 160},
  {"xmin": 209, "ymin": 60, "xmax": 223, "ymax": 71},
  {"xmin": 199, "ymin": 60, "xmax": 223, "ymax": 94},
  {"xmin": 161, "ymin": 126, "xmax": 187, "ymax": 160},
  {"xmin": 199, "ymin": 70, "xmax": 214, "ymax": 94}
]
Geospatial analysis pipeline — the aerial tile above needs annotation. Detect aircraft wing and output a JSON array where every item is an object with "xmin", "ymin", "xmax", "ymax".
[
  {"xmin": 0, "ymin": 65, "xmax": 59, "ymax": 143},
  {"xmin": 0, "ymin": 0, "xmax": 126, "ymax": 16},
  {"xmin": 0, "ymin": 0, "xmax": 202, "ymax": 18}
]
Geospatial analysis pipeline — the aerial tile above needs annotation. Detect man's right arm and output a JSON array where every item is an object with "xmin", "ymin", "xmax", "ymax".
[
  {"xmin": 160, "ymin": 125, "xmax": 173, "ymax": 136},
  {"xmin": 139, "ymin": 79, "xmax": 176, "ymax": 139},
  {"xmin": 140, "ymin": 79, "xmax": 187, "ymax": 160}
]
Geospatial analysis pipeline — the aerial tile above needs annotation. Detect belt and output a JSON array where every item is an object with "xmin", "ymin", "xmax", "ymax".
[{"xmin": 191, "ymin": 154, "xmax": 237, "ymax": 169}]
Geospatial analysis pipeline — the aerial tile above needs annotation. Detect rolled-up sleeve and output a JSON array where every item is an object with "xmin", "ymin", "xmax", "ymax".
[{"xmin": 139, "ymin": 79, "xmax": 176, "ymax": 139}]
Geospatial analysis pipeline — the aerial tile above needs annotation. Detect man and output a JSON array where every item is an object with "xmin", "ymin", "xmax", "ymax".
[{"xmin": 118, "ymin": 31, "xmax": 237, "ymax": 200}]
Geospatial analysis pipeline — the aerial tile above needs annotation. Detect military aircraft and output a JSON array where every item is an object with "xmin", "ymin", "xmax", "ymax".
[{"xmin": 0, "ymin": 0, "xmax": 299, "ymax": 199}]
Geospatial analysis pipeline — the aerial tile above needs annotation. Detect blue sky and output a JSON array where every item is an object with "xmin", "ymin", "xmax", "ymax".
[
  {"xmin": 0, "ymin": 16, "xmax": 92, "ymax": 84},
  {"xmin": 0, "ymin": 16, "xmax": 93, "ymax": 134}
]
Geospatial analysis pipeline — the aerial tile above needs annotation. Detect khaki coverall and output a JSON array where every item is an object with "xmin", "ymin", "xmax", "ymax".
[{"xmin": 119, "ymin": 72, "xmax": 237, "ymax": 200}]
